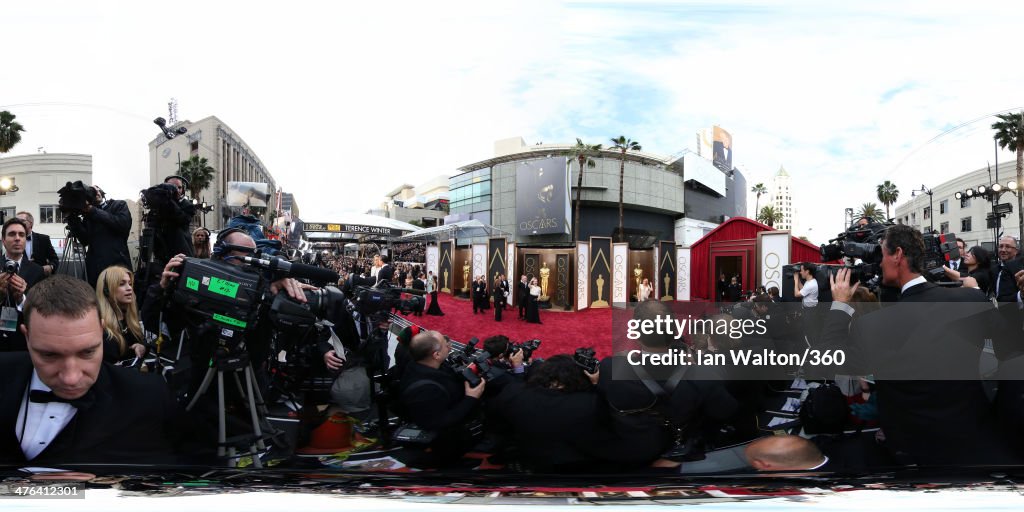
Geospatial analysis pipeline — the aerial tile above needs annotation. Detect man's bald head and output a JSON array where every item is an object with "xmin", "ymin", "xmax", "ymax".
[
  {"xmin": 409, "ymin": 330, "xmax": 446, "ymax": 363},
  {"xmin": 745, "ymin": 435, "xmax": 825, "ymax": 471}
]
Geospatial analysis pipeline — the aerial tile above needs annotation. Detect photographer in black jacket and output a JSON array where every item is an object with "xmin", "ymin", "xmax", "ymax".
[
  {"xmin": 65, "ymin": 185, "xmax": 132, "ymax": 287},
  {"xmin": 161, "ymin": 175, "xmax": 196, "ymax": 259}
]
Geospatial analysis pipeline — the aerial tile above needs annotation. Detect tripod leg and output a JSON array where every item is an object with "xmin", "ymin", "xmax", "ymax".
[
  {"xmin": 243, "ymin": 365, "xmax": 265, "ymax": 468},
  {"xmin": 185, "ymin": 366, "xmax": 217, "ymax": 411},
  {"xmin": 218, "ymin": 371, "xmax": 227, "ymax": 459}
]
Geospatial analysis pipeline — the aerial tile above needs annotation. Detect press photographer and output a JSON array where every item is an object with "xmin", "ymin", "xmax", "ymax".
[
  {"xmin": 62, "ymin": 181, "xmax": 132, "ymax": 287},
  {"xmin": 0, "ymin": 218, "xmax": 45, "ymax": 352}
]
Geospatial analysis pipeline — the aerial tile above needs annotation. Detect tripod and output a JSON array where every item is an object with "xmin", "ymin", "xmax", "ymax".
[
  {"xmin": 58, "ymin": 233, "xmax": 88, "ymax": 282},
  {"xmin": 185, "ymin": 344, "xmax": 282, "ymax": 468}
]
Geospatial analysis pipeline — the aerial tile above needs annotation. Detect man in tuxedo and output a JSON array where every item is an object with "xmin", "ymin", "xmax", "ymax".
[
  {"xmin": 66, "ymin": 185, "xmax": 132, "ymax": 288},
  {"xmin": 16, "ymin": 211, "xmax": 59, "ymax": 276},
  {"xmin": 376, "ymin": 254, "xmax": 394, "ymax": 286},
  {"xmin": 993, "ymin": 235, "xmax": 1023, "ymax": 302},
  {"xmin": 948, "ymin": 237, "xmax": 967, "ymax": 276},
  {"xmin": 517, "ymin": 275, "xmax": 529, "ymax": 319},
  {"xmin": 821, "ymin": 225, "xmax": 1018, "ymax": 466},
  {"xmin": 0, "ymin": 275, "xmax": 182, "ymax": 464},
  {"xmin": 0, "ymin": 218, "xmax": 46, "ymax": 352},
  {"xmin": 472, "ymin": 275, "xmax": 488, "ymax": 314}
]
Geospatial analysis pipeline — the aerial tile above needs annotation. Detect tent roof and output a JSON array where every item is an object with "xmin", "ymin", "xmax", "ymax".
[{"xmin": 397, "ymin": 219, "xmax": 510, "ymax": 242}]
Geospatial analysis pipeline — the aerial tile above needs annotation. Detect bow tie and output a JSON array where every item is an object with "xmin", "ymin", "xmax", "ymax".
[{"xmin": 29, "ymin": 389, "xmax": 95, "ymax": 410}]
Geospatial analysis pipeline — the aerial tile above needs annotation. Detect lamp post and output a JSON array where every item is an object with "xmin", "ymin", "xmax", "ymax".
[{"xmin": 911, "ymin": 185, "xmax": 934, "ymax": 233}]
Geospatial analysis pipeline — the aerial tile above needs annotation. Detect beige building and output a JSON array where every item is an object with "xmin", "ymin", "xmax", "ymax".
[
  {"xmin": 769, "ymin": 166, "xmax": 793, "ymax": 231},
  {"xmin": 0, "ymin": 153, "xmax": 143, "ymax": 262},
  {"xmin": 148, "ymin": 115, "xmax": 278, "ymax": 230},
  {"xmin": 369, "ymin": 175, "xmax": 449, "ymax": 226}
]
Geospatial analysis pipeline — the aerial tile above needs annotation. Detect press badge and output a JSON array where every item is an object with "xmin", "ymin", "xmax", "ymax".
[{"xmin": 0, "ymin": 306, "xmax": 18, "ymax": 332}]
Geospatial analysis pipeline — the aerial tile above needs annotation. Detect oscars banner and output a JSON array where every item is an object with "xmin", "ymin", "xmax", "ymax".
[
  {"xmin": 523, "ymin": 253, "xmax": 539, "ymax": 281},
  {"xmin": 426, "ymin": 245, "xmax": 439, "ymax": 284},
  {"xmin": 576, "ymin": 244, "xmax": 589, "ymax": 310},
  {"xmin": 515, "ymin": 157, "xmax": 571, "ymax": 236},
  {"xmin": 488, "ymin": 238, "xmax": 507, "ymax": 288},
  {"xmin": 659, "ymin": 241, "xmax": 676, "ymax": 301},
  {"xmin": 556, "ymin": 253, "xmax": 570, "ymax": 309},
  {"xmin": 439, "ymin": 241, "xmax": 453, "ymax": 294},
  {"xmin": 589, "ymin": 237, "xmax": 611, "ymax": 308},
  {"xmin": 612, "ymin": 243, "xmax": 628, "ymax": 308},
  {"xmin": 507, "ymin": 243, "xmax": 517, "ymax": 306},
  {"xmin": 757, "ymin": 231, "xmax": 790, "ymax": 293},
  {"xmin": 677, "ymin": 246, "xmax": 691, "ymax": 301},
  {"xmin": 472, "ymin": 244, "xmax": 487, "ymax": 291}
]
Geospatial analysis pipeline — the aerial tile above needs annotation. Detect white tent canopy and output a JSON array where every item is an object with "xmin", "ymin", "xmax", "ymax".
[
  {"xmin": 396, "ymin": 219, "xmax": 510, "ymax": 242},
  {"xmin": 301, "ymin": 213, "xmax": 422, "ymax": 240}
]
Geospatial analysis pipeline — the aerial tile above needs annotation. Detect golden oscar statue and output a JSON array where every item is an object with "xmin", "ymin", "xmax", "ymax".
[
  {"xmin": 462, "ymin": 260, "xmax": 470, "ymax": 293},
  {"xmin": 633, "ymin": 263, "xmax": 643, "ymax": 301},
  {"xmin": 662, "ymin": 272, "xmax": 674, "ymax": 301},
  {"xmin": 539, "ymin": 261, "xmax": 551, "ymax": 301},
  {"xmin": 442, "ymin": 269, "xmax": 451, "ymax": 293},
  {"xmin": 591, "ymin": 274, "xmax": 609, "ymax": 308}
]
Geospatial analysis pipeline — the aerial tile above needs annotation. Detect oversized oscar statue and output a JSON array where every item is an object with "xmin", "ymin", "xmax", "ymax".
[
  {"xmin": 442, "ymin": 269, "xmax": 450, "ymax": 293},
  {"xmin": 591, "ymin": 274, "xmax": 609, "ymax": 308},
  {"xmin": 633, "ymin": 263, "xmax": 643, "ymax": 301},
  {"xmin": 539, "ymin": 261, "xmax": 551, "ymax": 302},
  {"xmin": 462, "ymin": 260, "xmax": 470, "ymax": 293},
  {"xmin": 662, "ymin": 272, "xmax": 674, "ymax": 301}
]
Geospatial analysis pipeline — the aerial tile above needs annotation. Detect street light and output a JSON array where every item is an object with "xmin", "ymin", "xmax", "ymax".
[
  {"xmin": 0, "ymin": 177, "xmax": 19, "ymax": 194},
  {"xmin": 911, "ymin": 185, "xmax": 934, "ymax": 233},
  {"xmin": 955, "ymin": 177, "xmax": 1020, "ymax": 245}
]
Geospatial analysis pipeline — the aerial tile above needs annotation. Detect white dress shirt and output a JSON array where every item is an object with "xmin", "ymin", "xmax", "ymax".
[{"xmin": 16, "ymin": 371, "xmax": 77, "ymax": 461}]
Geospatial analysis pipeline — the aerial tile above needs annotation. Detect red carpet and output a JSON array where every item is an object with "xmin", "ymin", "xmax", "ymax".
[{"xmin": 398, "ymin": 293, "xmax": 614, "ymax": 359}]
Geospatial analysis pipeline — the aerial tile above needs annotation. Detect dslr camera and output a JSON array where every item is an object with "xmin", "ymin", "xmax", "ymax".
[
  {"xmin": 573, "ymin": 347, "xmax": 599, "ymax": 374},
  {"xmin": 3, "ymin": 260, "xmax": 17, "ymax": 274}
]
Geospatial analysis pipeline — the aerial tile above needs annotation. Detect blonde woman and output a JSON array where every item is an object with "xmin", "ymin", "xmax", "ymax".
[
  {"xmin": 638, "ymin": 278, "xmax": 653, "ymax": 301},
  {"xmin": 97, "ymin": 265, "xmax": 148, "ymax": 363},
  {"xmin": 193, "ymin": 227, "xmax": 212, "ymax": 259}
]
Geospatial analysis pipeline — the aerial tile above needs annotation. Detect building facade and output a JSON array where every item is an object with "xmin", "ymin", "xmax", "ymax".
[
  {"xmin": 894, "ymin": 161, "xmax": 1021, "ymax": 251},
  {"xmin": 280, "ymin": 192, "xmax": 300, "ymax": 219},
  {"xmin": 369, "ymin": 175, "xmax": 449, "ymax": 227},
  {"xmin": 769, "ymin": 166, "xmax": 793, "ymax": 231},
  {"xmin": 148, "ymin": 115, "xmax": 278, "ymax": 230},
  {"xmin": 449, "ymin": 137, "xmax": 745, "ymax": 246}
]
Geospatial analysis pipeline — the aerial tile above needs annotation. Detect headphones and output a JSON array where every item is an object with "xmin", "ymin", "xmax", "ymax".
[{"xmin": 212, "ymin": 228, "xmax": 253, "ymax": 258}]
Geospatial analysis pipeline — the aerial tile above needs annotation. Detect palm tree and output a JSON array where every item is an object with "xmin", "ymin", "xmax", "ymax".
[
  {"xmin": 992, "ymin": 111, "xmax": 1024, "ymax": 234},
  {"xmin": 857, "ymin": 202, "xmax": 886, "ymax": 223},
  {"xmin": 0, "ymin": 111, "xmax": 26, "ymax": 153},
  {"xmin": 178, "ymin": 155, "xmax": 216, "ymax": 200},
  {"xmin": 567, "ymin": 138, "xmax": 603, "ymax": 241},
  {"xmin": 609, "ymin": 135, "xmax": 641, "ymax": 242},
  {"xmin": 757, "ymin": 206, "xmax": 783, "ymax": 228},
  {"xmin": 751, "ymin": 183, "xmax": 767, "ymax": 217},
  {"xmin": 876, "ymin": 180, "xmax": 899, "ymax": 220}
]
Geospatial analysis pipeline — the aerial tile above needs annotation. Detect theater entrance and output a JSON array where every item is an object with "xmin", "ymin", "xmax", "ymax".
[{"xmin": 712, "ymin": 254, "xmax": 745, "ymax": 301}]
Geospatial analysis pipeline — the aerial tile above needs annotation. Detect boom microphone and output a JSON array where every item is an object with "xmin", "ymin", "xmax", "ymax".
[{"xmin": 241, "ymin": 256, "xmax": 340, "ymax": 284}]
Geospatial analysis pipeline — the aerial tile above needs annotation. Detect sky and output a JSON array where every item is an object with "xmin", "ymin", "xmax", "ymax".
[{"xmin": 3, "ymin": 0, "xmax": 1024, "ymax": 245}]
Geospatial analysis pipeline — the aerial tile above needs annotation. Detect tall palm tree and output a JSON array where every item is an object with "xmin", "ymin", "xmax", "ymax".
[
  {"xmin": 857, "ymin": 202, "xmax": 886, "ymax": 223},
  {"xmin": 992, "ymin": 111, "xmax": 1024, "ymax": 234},
  {"xmin": 609, "ymin": 135, "xmax": 641, "ymax": 242},
  {"xmin": 751, "ymin": 183, "xmax": 767, "ymax": 217},
  {"xmin": 567, "ymin": 138, "xmax": 603, "ymax": 241},
  {"xmin": 876, "ymin": 180, "xmax": 899, "ymax": 220},
  {"xmin": 0, "ymin": 111, "xmax": 26, "ymax": 153},
  {"xmin": 757, "ymin": 205, "xmax": 783, "ymax": 228},
  {"xmin": 178, "ymin": 155, "xmax": 216, "ymax": 200}
]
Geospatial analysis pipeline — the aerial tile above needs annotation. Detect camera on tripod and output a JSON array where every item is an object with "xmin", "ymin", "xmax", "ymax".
[{"xmin": 57, "ymin": 180, "xmax": 98, "ymax": 216}]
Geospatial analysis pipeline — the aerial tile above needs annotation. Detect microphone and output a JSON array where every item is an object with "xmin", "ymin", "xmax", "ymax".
[{"xmin": 241, "ymin": 256, "xmax": 340, "ymax": 284}]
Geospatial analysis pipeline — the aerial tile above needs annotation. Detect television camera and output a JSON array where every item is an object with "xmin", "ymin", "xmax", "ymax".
[
  {"xmin": 820, "ymin": 221, "xmax": 960, "ymax": 287},
  {"xmin": 57, "ymin": 180, "xmax": 98, "ymax": 216}
]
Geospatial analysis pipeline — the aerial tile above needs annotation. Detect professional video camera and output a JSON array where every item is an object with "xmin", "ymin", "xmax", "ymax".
[
  {"xmin": 507, "ymin": 339, "xmax": 541, "ymax": 360},
  {"xmin": 573, "ymin": 347, "xmax": 599, "ymax": 374},
  {"xmin": 921, "ymin": 231, "xmax": 961, "ymax": 281},
  {"xmin": 139, "ymin": 182, "xmax": 182, "ymax": 224},
  {"xmin": 342, "ymin": 282, "xmax": 425, "ymax": 317},
  {"xmin": 819, "ymin": 220, "xmax": 890, "ymax": 286},
  {"xmin": 57, "ymin": 180, "xmax": 98, "ymax": 216}
]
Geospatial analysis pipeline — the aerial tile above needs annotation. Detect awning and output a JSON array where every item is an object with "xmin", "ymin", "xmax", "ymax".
[
  {"xmin": 300, "ymin": 213, "xmax": 422, "ymax": 240},
  {"xmin": 396, "ymin": 219, "xmax": 511, "ymax": 242}
]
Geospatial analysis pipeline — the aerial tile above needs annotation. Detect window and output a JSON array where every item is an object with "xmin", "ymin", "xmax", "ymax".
[
  {"xmin": 940, "ymin": 221, "xmax": 949, "ymax": 234},
  {"xmin": 39, "ymin": 205, "xmax": 62, "ymax": 224},
  {"xmin": 961, "ymin": 217, "xmax": 972, "ymax": 232},
  {"xmin": 940, "ymin": 200, "xmax": 948, "ymax": 214},
  {"xmin": 0, "ymin": 207, "xmax": 13, "ymax": 222},
  {"xmin": 923, "ymin": 207, "xmax": 931, "ymax": 219},
  {"xmin": 960, "ymin": 196, "xmax": 971, "ymax": 208}
]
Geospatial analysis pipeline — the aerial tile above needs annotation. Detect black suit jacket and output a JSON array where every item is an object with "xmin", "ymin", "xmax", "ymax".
[
  {"xmin": 816, "ymin": 281, "xmax": 1018, "ymax": 465},
  {"xmin": 0, "ymin": 257, "xmax": 44, "ymax": 353},
  {"xmin": 993, "ymin": 257, "xmax": 1024, "ymax": 302},
  {"xmin": 0, "ymin": 352, "xmax": 183, "ymax": 465},
  {"xmin": 376, "ymin": 264, "xmax": 394, "ymax": 285},
  {"xmin": 27, "ymin": 232, "xmax": 59, "ymax": 271},
  {"xmin": 67, "ymin": 200, "xmax": 133, "ymax": 286}
]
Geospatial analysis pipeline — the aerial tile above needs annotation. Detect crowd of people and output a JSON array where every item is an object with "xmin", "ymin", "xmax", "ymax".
[{"xmin": 5, "ymin": 202, "xmax": 1024, "ymax": 476}]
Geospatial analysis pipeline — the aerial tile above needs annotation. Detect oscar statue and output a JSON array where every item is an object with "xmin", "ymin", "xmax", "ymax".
[
  {"xmin": 662, "ymin": 272, "xmax": 674, "ymax": 301},
  {"xmin": 633, "ymin": 263, "xmax": 643, "ymax": 301},
  {"xmin": 442, "ymin": 269, "xmax": 450, "ymax": 293},
  {"xmin": 539, "ymin": 261, "xmax": 551, "ymax": 302},
  {"xmin": 591, "ymin": 274, "xmax": 609, "ymax": 308},
  {"xmin": 462, "ymin": 260, "xmax": 470, "ymax": 294}
]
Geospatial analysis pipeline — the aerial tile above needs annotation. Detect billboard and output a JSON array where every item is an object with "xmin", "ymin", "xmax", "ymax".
[
  {"xmin": 712, "ymin": 125, "xmax": 733, "ymax": 170},
  {"xmin": 515, "ymin": 157, "xmax": 570, "ymax": 236},
  {"xmin": 226, "ymin": 181, "xmax": 271, "ymax": 207}
]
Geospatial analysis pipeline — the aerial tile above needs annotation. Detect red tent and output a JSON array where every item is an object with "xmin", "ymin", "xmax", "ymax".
[{"xmin": 688, "ymin": 217, "xmax": 829, "ymax": 301}]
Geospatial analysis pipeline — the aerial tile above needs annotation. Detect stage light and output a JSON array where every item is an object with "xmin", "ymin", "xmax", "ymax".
[
  {"xmin": 993, "ymin": 183, "xmax": 1003, "ymax": 193},
  {"xmin": 978, "ymin": 185, "xmax": 988, "ymax": 195},
  {"xmin": 1009, "ymin": 181, "xmax": 1018, "ymax": 190},
  {"xmin": 955, "ymin": 192, "xmax": 963, "ymax": 200},
  {"xmin": 966, "ymin": 189, "xmax": 974, "ymax": 197}
]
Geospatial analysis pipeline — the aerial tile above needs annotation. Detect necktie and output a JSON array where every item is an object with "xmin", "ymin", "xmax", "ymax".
[
  {"xmin": 952, "ymin": 261, "xmax": 958, "ymax": 271},
  {"xmin": 29, "ymin": 389, "xmax": 95, "ymax": 410}
]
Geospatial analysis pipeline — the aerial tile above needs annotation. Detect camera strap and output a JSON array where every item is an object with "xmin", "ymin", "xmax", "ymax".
[{"xmin": 631, "ymin": 363, "xmax": 688, "ymax": 398}]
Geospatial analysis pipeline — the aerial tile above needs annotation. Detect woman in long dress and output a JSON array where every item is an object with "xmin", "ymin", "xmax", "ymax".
[
  {"xmin": 526, "ymin": 277, "xmax": 542, "ymax": 324},
  {"xmin": 638, "ymin": 278, "xmax": 653, "ymax": 301},
  {"xmin": 426, "ymin": 275, "xmax": 445, "ymax": 316}
]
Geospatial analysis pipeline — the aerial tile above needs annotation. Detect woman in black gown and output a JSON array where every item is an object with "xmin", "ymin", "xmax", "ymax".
[
  {"xmin": 526, "ymin": 277, "xmax": 542, "ymax": 324},
  {"xmin": 426, "ymin": 276, "xmax": 445, "ymax": 316}
]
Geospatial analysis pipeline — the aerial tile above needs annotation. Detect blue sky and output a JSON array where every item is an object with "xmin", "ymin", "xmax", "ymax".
[{"xmin": 3, "ymin": 0, "xmax": 1024, "ymax": 243}]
